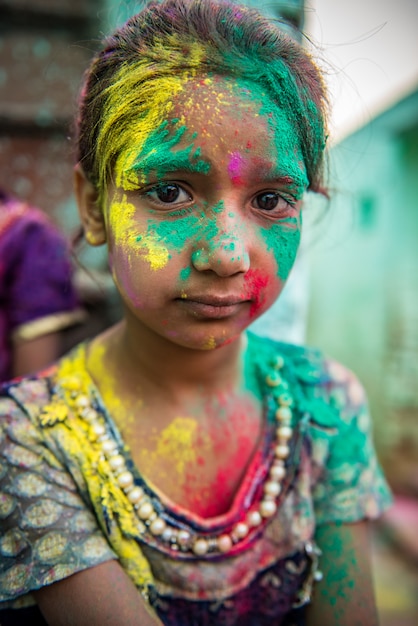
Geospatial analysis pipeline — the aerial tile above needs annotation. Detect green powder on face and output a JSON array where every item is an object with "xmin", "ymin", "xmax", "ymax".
[
  {"xmin": 151, "ymin": 209, "xmax": 220, "ymax": 253},
  {"xmin": 211, "ymin": 201, "xmax": 224, "ymax": 214},
  {"xmin": 127, "ymin": 121, "xmax": 210, "ymax": 185},
  {"xmin": 180, "ymin": 266, "xmax": 191, "ymax": 281},
  {"xmin": 260, "ymin": 217, "xmax": 301, "ymax": 281}
]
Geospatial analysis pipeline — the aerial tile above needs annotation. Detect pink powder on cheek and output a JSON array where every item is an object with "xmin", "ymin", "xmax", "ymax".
[
  {"xmin": 243, "ymin": 269, "xmax": 269, "ymax": 317},
  {"xmin": 227, "ymin": 151, "xmax": 245, "ymax": 186}
]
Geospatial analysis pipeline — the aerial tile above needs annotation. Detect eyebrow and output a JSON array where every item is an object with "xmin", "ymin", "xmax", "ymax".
[
  {"xmin": 269, "ymin": 168, "xmax": 308, "ymax": 193},
  {"xmin": 129, "ymin": 148, "xmax": 211, "ymax": 178}
]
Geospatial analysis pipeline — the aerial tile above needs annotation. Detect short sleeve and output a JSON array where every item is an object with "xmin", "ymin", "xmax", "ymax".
[
  {"xmin": 0, "ymin": 394, "xmax": 116, "ymax": 606},
  {"xmin": 309, "ymin": 359, "xmax": 392, "ymax": 525},
  {"xmin": 3, "ymin": 209, "xmax": 79, "ymax": 333}
]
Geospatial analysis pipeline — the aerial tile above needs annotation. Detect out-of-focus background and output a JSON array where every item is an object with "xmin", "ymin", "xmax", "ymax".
[{"xmin": 0, "ymin": 1, "xmax": 417, "ymax": 623}]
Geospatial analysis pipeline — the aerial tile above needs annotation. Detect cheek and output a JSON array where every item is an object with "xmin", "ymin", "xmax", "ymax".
[
  {"xmin": 260, "ymin": 220, "xmax": 301, "ymax": 281},
  {"xmin": 109, "ymin": 245, "xmax": 145, "ymax": 308},
  {"xmin": 243, "ymin": 268, "xmax": 274, "ymax": 318}
]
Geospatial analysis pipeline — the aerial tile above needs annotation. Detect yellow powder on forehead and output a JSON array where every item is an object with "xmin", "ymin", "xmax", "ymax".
[{"xmin": 97, "ymin": 38, "xmax": 211, "ymax": 197}]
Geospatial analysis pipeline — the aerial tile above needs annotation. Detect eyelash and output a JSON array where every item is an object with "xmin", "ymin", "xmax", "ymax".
[{"xmin": 142, "ymin": 182, "xmax": 296, "ymax": 218}]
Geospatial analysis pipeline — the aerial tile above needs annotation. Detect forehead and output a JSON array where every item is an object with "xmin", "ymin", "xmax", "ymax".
[
  {"xmin": 113, "ymin": 74, "xmax": 308, "ymax": 190},
  {"xmin": 172, "ymin": 75, "xmax": 285, "ymax": 135}
]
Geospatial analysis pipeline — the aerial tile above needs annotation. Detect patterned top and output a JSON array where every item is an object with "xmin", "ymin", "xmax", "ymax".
[
  {"xmin": 0, "ymin": 198, "xmax": 82, "ymax": 383},
  {"xmin": 0, "ymin": 334, "xmax": 392, "ymax": 625}
]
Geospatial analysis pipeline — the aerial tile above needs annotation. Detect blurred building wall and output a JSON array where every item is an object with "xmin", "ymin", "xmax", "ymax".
[
  {"xmin": 306, "ymin": 88, "xmax": 418, "ymax": 493},
  {"xmin": 0, "ymin": 0, "xmax": 101, "ymax": 219}
]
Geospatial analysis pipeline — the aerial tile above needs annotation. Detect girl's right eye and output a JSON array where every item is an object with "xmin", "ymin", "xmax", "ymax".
[{"xmin": 146, "ymin": 183, "xmax": 191, "ymax": 205}]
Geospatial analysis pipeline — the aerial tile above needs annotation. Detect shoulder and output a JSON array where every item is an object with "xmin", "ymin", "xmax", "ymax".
[
  {"xmin": 0, "ymin": 373, "xmax": 54, "ymax": 461},
  {"xmin": 247, "ymin": 331, "xmax": 362, "ymax": 397},
  {"xmin": 0, "ymin": 344, "xmax": 87, "ymax": 425},
  {"xmin": 247, "ymin": 332, "xmax": 369, "ymax": 432}
]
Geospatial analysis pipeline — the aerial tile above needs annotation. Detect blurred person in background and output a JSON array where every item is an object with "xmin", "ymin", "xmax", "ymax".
[{"xmin": 0, "ymin": 188, "xmax": 84, "ymax": 382}]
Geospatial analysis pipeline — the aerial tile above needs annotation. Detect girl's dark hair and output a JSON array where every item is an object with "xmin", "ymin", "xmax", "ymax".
[{"xmin": 76, "ymin": 0, "xmax": 328, "ymax": 205}]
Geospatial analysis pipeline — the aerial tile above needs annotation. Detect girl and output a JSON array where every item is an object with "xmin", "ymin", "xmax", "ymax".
[{"xmin": 0, "ymin": 1, "xmax": 391, "ymax": 624}]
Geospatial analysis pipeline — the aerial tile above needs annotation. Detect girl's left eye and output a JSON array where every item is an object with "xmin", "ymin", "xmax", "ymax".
[
  {"xmin": 252, "ymin": 191, "xmax": 289, "ymax": 212},
  {"xmin": 146, "ymin": 183, "xmax": 191, "ymax": 205}
]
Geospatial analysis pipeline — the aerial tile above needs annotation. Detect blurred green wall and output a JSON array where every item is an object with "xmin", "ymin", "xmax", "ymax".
[{"xmin": 306, "ymin": 89, "xmax": 418, "ymax": 491}]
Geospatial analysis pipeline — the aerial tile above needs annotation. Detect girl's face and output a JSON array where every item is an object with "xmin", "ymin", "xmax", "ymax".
[{"xmin": 104, "ymin": 76, "xmax": 308, "ymax": 350}]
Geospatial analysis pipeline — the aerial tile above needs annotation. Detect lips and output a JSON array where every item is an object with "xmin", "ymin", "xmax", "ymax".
[{"xmin": 176, "ymin": 294, "xmax": 250, "ymax": 319}]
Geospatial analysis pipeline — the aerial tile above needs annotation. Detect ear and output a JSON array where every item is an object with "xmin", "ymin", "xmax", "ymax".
[{"xmin": 74, "ymin": 165, "xmax": 107, "ymax": 246}]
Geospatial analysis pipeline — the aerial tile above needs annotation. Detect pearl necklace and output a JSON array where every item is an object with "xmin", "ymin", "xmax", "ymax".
[{"xmin": 69, "ymin": 353, "xmax": 294, "ymax": 558}]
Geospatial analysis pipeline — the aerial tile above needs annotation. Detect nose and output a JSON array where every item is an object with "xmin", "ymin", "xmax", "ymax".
[{"xmin": 191, "ymin": 211, "xmax": 250, "ymax": 277}]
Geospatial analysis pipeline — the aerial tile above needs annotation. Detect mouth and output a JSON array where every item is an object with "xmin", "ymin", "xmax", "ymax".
[{"xmin": 176, "ymin": 294, "xmax": 250, "ymax": 319}]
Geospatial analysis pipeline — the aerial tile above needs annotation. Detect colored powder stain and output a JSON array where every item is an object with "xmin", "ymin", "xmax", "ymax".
[
  {"xmin": 179, "ymin": 266, "xmax": 191, "ymax": 281},
  {"xmin": 243, "ymin": 269, "xmax": 269, "ymax": 318},
  {"xmin": 101, "ymin": 72, "xmax": 186, "ymax": 194},
  {"xmin": 126, "ymin": 122, "xmax": 211, "ymax": 187},
  {"xmin": 203, "ymin": 336, "xmax": 216, "ymax": 350},
  {"xmin": 97, "ymin": 37, "xmax": 215, "ymax": 197},
  {"xmin": 259, "ymin": 100, "xmax": 308, "ymax": 192},
  {"xmin": 153, "ymin": 211, "xmax": 220, "ymax": 254},
  {"xmin": 150, "ymin": 417, "xmax": 201, "ymax": 483},
  {"xmin": 46, "ymin": 348, "xmax": 153, "ymax": 589},
  {"xmin": 135, "ymin": 232, "xmax": 170, "ymax": 271},
  {"xmin": 260, "ymin": 218, "xmax": 301, "ymax": 281},
  {"xmin": 87, "ymin": 342, "xmax": 142, "ymax": 425},
  {"xmin": 227, "ymin": 151, "xmax": 245, "ymax": 186},
  {"xmin": 211, "ymin": 200, "xmax": 224, "ymax": 214},
  {"xmin": 108, "ymin": 195, "xmax": 136, "ymax": 247}
]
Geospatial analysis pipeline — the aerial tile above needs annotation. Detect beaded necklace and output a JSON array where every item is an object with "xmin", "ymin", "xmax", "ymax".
[{"xmin": 59, "ymin": 352, "xmax": 295, "ymax": 558}]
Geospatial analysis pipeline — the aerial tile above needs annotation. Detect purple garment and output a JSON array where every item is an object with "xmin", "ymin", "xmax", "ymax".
[{"xmin": 0, "ymin": 200, "xmax": 78, "ymax": 382}]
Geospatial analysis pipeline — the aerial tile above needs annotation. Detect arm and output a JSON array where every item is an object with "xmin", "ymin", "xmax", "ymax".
[
  {"xmin": 306, "ymin": 520, "xmax": 379, "ymax": 626},
  {"xmin": 34, "ymin": 560, "xmax": 163, "ymax": 626},
  {"xmin": 12, "ymin": 332, "xmax": 61, "ymax": 378}
]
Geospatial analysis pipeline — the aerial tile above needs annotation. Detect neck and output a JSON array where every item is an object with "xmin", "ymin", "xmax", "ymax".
[{"xmin": 88, "ymin": 319, "xmax": 247, "ymax": 403}]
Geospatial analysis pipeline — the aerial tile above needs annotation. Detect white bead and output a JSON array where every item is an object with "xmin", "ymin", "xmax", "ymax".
[
  {"xmin": 162, "ymin": 527, "xmax": 174, "ymax": 542},
  {"xmin": 275, "ymin": 406, "xmax": 292, "ymax": 422},
  {"xmin": 260, "ymin": 500, "xmax": 277, "ymax": 518},
  {"xmin": 117, "ymin": 471, "xmax": 134, "ymax": 489},
  {"xmin": 102, "ymin": 439, "xmax": 117, "ymax": 454},
  {"xmin": 82, "ymin": 408, "xmax": 98, "ymax": 421},
  {"xmin": 266, "ymin": 372, "xmax": 282, "ymax": 387},
  {"xmin": 177, "ymin": 530, "xmax": 191, "ymax": 546},
  {"xmin": 127, "ymin": 487, "xmax": 144, "ymax": 504},
  {"xmin": 217, "ymin": 534, "xmax": 233, "ymax": 552},
  {"xmin": 264, "ymin": 480, "xmax": 282, "ymax": 497},
  {"xmin": 233, "ymin": 522, "xmax": 249, "ymax": 539},
  {"xmin": 247, "ymin": 510, "xmax": 262, "ymax": 527},
  {"xmin": 278, "ymin": 393, "xmax": 293, "ymax": 407},
  {"xmin": 109, "ymin": 455, "xmax": 125, "ymax": 471},
  {"xmin": 150, "ymin": 518, "xmax": 166, "ymax": 536},
  {"xmin": 277, "ymin": 426, "xmax": 293, "ymax": 441},
  {"xmin": 275, "ymin": 444, "xmax": 290, "ymax": 459},
  {"xmin": 273, "ymin": 355, "xmax": 284, "ymax": 369},
  {"xmin": 138, "ymin": 501, "xmax": 154, "ymax": 520},
  {"xmin": 91, "ymin": 423, "xmax": 106, "ymax": 437},
  {"xmin": 75, "ymin": 395, "xmax": 90, "ymax": 408},
  {"xmin": 193, "ymin": 538, "xmax": 209, "ymax": 556},
  {"xmin": 269, "ymin": 464, "xmax": 286, "ymax": 481}
]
